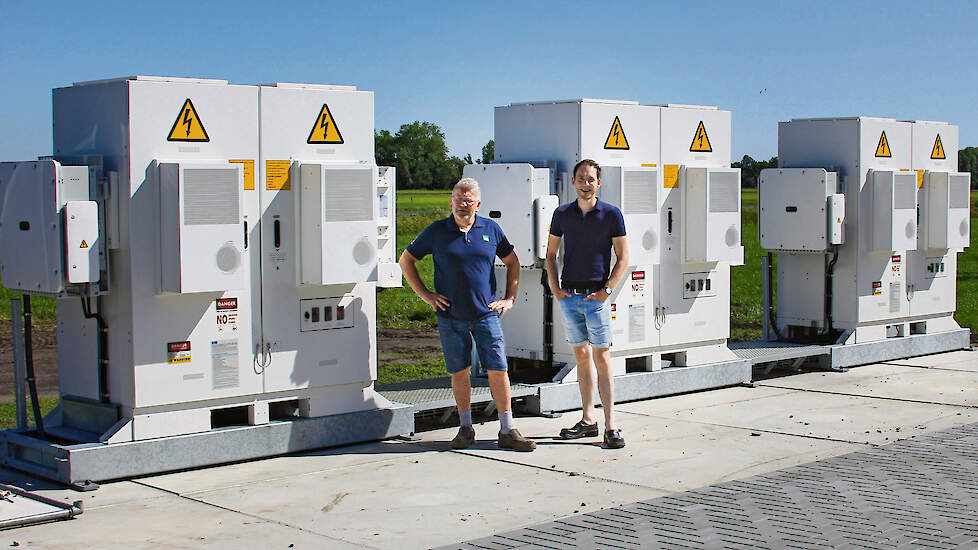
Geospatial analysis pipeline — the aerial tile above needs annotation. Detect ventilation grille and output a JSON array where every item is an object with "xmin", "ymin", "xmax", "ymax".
[
  {"xmin": 708, "ymin": 171, "xmax": 739, "ymax": 213},
  {"xmin": 325, "ymin": 169, "xmax": 373, "ymax": 222},
  {"xmin": 623, "ymin": 170, "xmax": 656, "ymax": 214},
  {"xmin": 893, "ymin": 174, "xmax": 916, "ymax": 210},
  {"xmin": 950, "ymin": 175, "xmax": 970, "ymax": 208},
  {"xmin": 183, "ymin": 168, "xmax": 239, "ymax": 225}
]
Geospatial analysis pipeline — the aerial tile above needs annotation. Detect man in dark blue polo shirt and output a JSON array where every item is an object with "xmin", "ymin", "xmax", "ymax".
[
  {"xmin": 546, "ymin": 159, "xmax": 629, "ymax": 449},
  {"xmin": 399, "ymin": 178, "xmax": 536, "ymax": 452}
]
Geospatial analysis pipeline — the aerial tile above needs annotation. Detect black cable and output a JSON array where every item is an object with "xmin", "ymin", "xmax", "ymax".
[
  {"xmin": 22, "ymin": 295, "xmax": 45, "ymax": 439},
  {"xmin": 80, "ymin": 296, "xmax": 109, "ymax": 403}
]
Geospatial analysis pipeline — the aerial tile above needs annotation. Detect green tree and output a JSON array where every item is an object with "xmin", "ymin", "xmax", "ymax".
[
  {"xmin": 732, "ymin": 155, "xmax": 777, "ymax": 188},
  {"xmin": 960, "ymin": 147, "xmax": 978, "ymax": 187},
  {"xmin": 374, "ymin": 121, "xmax": 461, "ymax": 189},
  {"xmin": 481, "ymin": 139, "xmax": 494, "ymax": 164}
]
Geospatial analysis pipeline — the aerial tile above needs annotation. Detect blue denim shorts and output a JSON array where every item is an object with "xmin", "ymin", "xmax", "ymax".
[
  {"xmin": 558, "ymin": 293, "xmax": 613, "ymax": 349},
  {"xmin": 436, "ymin": 314, "xmax": 508, "ymax": 374}
]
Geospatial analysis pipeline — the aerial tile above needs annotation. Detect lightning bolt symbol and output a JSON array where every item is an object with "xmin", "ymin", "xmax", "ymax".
[
  {"xmin": 320, "ymin": 114, "xmax": 329, "ymax": 137},
  {"xmin": 182, "ymin": 108, "xmax": 192, "ymax": 137},
  {"xmin": 614, "ymin": 127, "xmax": 620, "ymax": 145}
]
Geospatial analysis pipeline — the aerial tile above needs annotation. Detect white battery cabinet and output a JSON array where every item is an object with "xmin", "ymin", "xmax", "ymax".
[
  {"xmin": 63, "ymin": 200, "xmax": 100, "ymax": 284},
  {"xmin": 769, "ymin": 116, "xmax": 967, "ymax": 344},
  {"xmin": 159, "ymin": 162, "xmax": 245, "ymax": 294}
]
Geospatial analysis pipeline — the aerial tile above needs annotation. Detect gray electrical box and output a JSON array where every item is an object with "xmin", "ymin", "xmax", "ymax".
[{"xmin": 759, "ymin": 168, "xmax": 840, "ymax": 252}]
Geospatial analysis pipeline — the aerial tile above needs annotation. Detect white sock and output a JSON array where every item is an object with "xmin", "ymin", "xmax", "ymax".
[
  {"xmin": 459, "ymin": 409, "xmax": 473, "ymax": 428},
  {"xmin": 499, "ymin": 411, "xmax": 514, "ymax": 434}
]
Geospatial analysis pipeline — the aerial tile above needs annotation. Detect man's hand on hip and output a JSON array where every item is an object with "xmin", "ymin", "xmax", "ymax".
[
  {"xmin": 423, "ymin": 290, "xmax": 450, "ymax": 311},
  {"xmin": 553, "ymin": 288, "xmax": 572, "ymax": 301},
  {"xmin": 489, "ymin": 297, "xmax": 515, "ymax": 316},
  {"xmin": 583, "ymin": 291, "xmax": 610, "ymax": 302}
]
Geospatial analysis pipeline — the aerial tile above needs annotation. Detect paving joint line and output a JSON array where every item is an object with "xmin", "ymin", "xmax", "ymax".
[
  {"xmin": 131, "ymin": 480, "xmax": 379, "ymax": 549},
  {"xmin": 450, "ymin": 449, "xmax": 659, "ymax": 490},
  {"xmin": 878, "ymin": 361, "xmax": 978, "ymax": 373},
  {"xmin": 757, "ymin": 383, "xmax": 978, "ymax": 408}
]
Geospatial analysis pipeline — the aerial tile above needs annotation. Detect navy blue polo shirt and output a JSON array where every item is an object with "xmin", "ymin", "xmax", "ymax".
[
  {"xmin": 550, "ymin": 199, "xmax": 626, "ymax": 284},
  {"xmin": 407, "ymin": 215, "xmax": 515, "ymax": 321}
]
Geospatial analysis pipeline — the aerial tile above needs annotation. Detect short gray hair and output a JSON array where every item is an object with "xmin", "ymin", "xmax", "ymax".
[{"xmin": 453, "ymin": 178, "xmax": 480, "ymax": 199}]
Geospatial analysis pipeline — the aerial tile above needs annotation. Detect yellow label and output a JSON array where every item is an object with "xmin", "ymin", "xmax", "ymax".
[
  {"xmin": 603, "ymin": 116, "xmax": 630, "ymax": 150},
  {"xmin": 229, "ymin": 159, "xmax": 255, "ymax": 190},
  {"xmin": 167, "ymin": 356, "xmax": 191, "ymax": 364},
  {"xmin": 266, "ymin": 160, "xmax": 291, "ymax": 190},
  {"xmin": 641, "ymin": 163, "xmax": 657, "ymax": 167},
  {"xmin": 79, "ymin": 239, "xmax": 88, "ymax": 248},
  {"xmin": 916, "ymin": 169, "xmax": 925, "ymax": 189},
  {"xmin": 689, "ymin": 121, "xmax": 712, "ymax": 152},
  {"xmin": 875, "ymin": 131, "xmax": 891, "ymax": 158},
  {"xmin": 664, "ymin": 164, "xmax": 679, "ymax": 188},
  {"xmin": 167, "ymin": 98, "xmax": 210, "ymax": 142},
  {"xmin": 931, "ymin": 134, "xmax": 946, "ymax": 159},
  {"xmin": 307, "ymin": 103, "xmax": 344, "ymax": 144}
]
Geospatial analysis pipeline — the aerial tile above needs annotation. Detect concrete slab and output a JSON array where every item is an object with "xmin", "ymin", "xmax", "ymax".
[
  {"xmin": 663, "ymin": 388, "xmax": 978, "ymax": 445},
  {"xmin": 449, "ymin": 413, "xmax": 862, "ymax": 493},
  {"xmin": 184, "ymin": 447, "xmax": 657, "ymax": 550},
  {"xmin": 144, "ymin": 437, "xmax": 444, "ymax": 496},
  {"xmin": 758, "ymin": 363, "xmax": 978, "ymax": 407},
  {"xmin": 0, "ymin": 493, "xmax": 359, "ymax": 550},
  {"xmin": 614, "ymin": 385, "xmax": 795, "ymax": 416}
]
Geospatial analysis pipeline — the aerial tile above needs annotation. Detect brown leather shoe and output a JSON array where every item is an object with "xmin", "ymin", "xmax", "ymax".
[
  {"xmin": 451, "ymin": 426, "xmax": 476, "ymax": 449},
  {"xmin": 497, "ymin": 428, "xmax": 536, "ymax": 452},
  {"xmin": 604, "ymin": 429, "xmax": 625, "ymax": 449}
]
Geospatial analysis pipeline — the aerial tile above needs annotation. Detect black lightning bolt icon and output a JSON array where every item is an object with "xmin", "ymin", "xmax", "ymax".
[
  {"xmin": 183, "ymin": 108, "xmax": 192, "ymax": 137},
  {"xmin": 320, "ymin": 114, "xmax": 329, "ymax": 137},
  {"xmin": 614, "ymin": 127, "xmax": 620, "ymax": 146}
]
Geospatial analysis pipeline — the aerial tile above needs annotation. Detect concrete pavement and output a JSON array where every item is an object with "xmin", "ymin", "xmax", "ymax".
[{"xmin": 2, "ymin": 349, "xmax": 976, "ymax": 549}]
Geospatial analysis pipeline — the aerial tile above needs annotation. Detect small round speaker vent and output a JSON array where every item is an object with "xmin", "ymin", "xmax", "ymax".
[
  {"xmin": 905, "ymin": 221, "xmax": 916, "ymax": 239},
  {"xmin": 725, "ymin": 225, "xmax": 740, "ymax": 247},
  {"xmin": 353, "ymin": 238, "xmax": 374, "ymax": 266},
  {"xmin": 960, "ymin": 219, "xmax": 969, "ymax": 237},
  {"xmin": 642, "ymin": 229, "xmax": 657, "ymax": 251},
  {"xmin": 216, "ymin": 243, "xmax": 241, "ymax": 273}
]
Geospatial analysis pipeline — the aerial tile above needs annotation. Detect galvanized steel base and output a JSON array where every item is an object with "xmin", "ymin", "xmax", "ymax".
[
  {"xmin": 447, "ymin": 422, "xmax": 978, "ymax": 549},
  {"xmin": 829, "ymin": 328, "xmax": 971, "ymax": 370},
  {"xmin": 0, "ymin": 404, "xmax": 413, "ymax": 485},
  {"xmin": 524, "ymin": 359, "xmax": 753, "ymax": 415}
]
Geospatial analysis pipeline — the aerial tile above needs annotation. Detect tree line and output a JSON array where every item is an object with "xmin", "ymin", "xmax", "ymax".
[{"xmin": 376, "ymin": 122, "xmax": 977, "ymax": 189}]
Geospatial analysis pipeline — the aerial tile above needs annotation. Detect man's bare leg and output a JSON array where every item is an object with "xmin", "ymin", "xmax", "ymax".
[
  {"xmin": 592, "ymin": 347, "xmax": 615, "ymax": 431},
  {"xmin": 451, "ymin": 368, "xmax": 472, "ymax": 413},
  {"xmin": 573, "ymin": 343, "xmax": 598, "ymax": 424},
  {"xmin": 487, "ymin": 370, "xmax": 512, "ymax": 414}
]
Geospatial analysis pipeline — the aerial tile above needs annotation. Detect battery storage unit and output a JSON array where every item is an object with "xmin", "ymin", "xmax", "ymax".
[
  {"xmin": 763, "ymin": 117, "xmax": 969, "ymax": 345},
  {"xmin": 0, "ymin": 76, "xmax": 410, "ymax": 484},
  {"xmin": 474, "ymin": 98, "xmax": 744, "ymax": 392}
]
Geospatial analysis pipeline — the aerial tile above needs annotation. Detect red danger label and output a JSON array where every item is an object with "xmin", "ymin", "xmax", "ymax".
[
  {"xmin": 168, "ymin": 341, "xmax": 191, "ymax": 352},
  {"xmin": 611, "ymin": 304, "xmax": 617, "ymax": 312},
  {"xmin": 632, "ymin": 271, "xmax": 645, "ymax": 280},
  {"xmin": 216, "ymin": 298, "xmax": 238, "ymax": 310},
  {"xmin": 872, "ymin": 282, "xmax": 882, "ymax": 289},
  {"xmin": 891, "ymin": 255, "xmax": 901, "ymax": 263}
]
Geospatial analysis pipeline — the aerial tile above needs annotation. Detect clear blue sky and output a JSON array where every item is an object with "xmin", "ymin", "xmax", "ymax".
[{"xmin": 2, "ymin": 1, "xmax": 975, "ymax": 163}]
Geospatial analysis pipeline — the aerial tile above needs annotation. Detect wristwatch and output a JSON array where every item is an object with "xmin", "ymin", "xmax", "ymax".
[{"xmin": 603, "ymin": 286, "xmax": 612, "ymax": 295}]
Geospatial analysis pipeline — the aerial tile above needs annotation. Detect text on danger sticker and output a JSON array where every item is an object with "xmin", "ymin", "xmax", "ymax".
[{"xmin": 167, "ymin": 341, "xmax": 192, "ymax": 364}]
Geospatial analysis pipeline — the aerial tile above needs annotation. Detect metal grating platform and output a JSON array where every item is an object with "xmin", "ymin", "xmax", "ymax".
[
  {"xmin": 377, "ymin": 377, "xmax": 538, "ymax": 413},
  {"xmin": 444, "ymin": 422, "xmax": 978, "ymax": 549},
  {"xmin": 729, "ymin": 340, "xmax": 830, "ymax": 365}
]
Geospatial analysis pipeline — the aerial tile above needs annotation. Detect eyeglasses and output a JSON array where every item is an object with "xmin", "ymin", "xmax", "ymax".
[{"xmin": 453, "ymin": 198, "xmax": 479, "ymax": 206}]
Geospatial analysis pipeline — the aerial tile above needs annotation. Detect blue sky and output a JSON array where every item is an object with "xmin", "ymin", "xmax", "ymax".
[{"xmin": 2, "ymin": 1, "xmax": 975, "ymax": 162}]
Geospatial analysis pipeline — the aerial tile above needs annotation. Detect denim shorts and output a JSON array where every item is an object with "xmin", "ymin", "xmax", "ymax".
[
  {"xmin": 557, "ymin": 293, "xmax": 613, "ymax": 349},
  {"xmin": 436, "ymin": 314, "xmax": 508, "ymax": 374}
]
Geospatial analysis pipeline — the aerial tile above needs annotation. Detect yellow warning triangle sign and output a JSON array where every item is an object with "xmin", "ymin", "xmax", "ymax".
[
  {"xmin": 689, "ymin": 121, "xmax": 712, "ymax": 152},
  {"xmin": 931, "ymin": 134, "xmax": 946, "ymax": 160},
  {"xmin": 307, "ymin": 104, "xmax": 344, "ymax": 144},
  {"xmin": 603, "ymin": 116, "xmax": 629, "ymax": 150},
  {"xmin": 167, "ymin": 98, "xmax": 210, "ymax": 142},
  {"xmin": 79, "ymin": 240, "xmax": 88, "ymax": 249},
  {"xmin": 875, "ymin": 131, "xmax": 891, "ymax": 158}
]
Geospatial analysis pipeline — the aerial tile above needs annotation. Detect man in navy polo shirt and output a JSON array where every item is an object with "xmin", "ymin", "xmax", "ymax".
[
  {"xmin": 546, "ymin": 159, "xmax": 629, "ymax": 449},
  {"xmin": 399, "ymin": 178, "xmax": 536, "ymax": 452}
]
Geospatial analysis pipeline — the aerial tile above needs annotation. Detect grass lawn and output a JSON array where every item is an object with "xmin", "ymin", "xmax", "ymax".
[{"xmin": 397, "ymin": 190, "xmax": 451, "ymax": 212}]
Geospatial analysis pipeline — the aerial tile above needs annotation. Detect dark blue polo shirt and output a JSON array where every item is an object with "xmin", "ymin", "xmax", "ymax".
[
  {"xmin": 407, "ymin": 215, "xmax": 515, "ymax": 321},
  {"xmin": 550, "ymin": 199, "xmax": 626, "ymax": 284}
]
